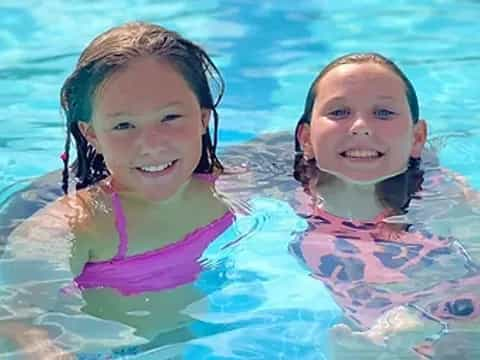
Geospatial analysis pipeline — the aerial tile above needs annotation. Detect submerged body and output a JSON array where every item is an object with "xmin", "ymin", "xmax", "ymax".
[
  {"xmin": 9, "ymin": 175, "xmax": 230, "ymax": 340},
  {"xmin": 292, "ymin": 189, "xmax": 480, "ymax": 331}
]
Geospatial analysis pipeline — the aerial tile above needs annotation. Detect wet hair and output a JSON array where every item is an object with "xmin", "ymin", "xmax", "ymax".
[
  {"xmin": 293, "ymin": 52, "xmax": 424, "ymax": 214},
  {"xmin": 60, "ymin": 22, "xmax": 224, "ymax": 194}
]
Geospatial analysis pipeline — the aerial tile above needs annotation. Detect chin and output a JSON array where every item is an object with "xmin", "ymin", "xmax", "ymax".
[{"xmin": 319, "ymin": 162, "xmax": 408, "ymax": 184}]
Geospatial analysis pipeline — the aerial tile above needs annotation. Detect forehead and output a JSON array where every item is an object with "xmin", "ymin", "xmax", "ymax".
[
  {"xmin": 94, "ymin": 56, "xmax": 196, "ymax": 117},
  {"xmin": 315, "ymin": 62, "xmax": 407, "ymax": 98}
]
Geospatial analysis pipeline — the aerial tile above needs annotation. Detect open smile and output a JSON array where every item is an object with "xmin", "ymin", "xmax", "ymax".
[
  {"xmin": 340, "ymin": 149, "xmax": 384, "ymax": 160},
  {"xmin": 135, "ymin": 159, "xmax": 178, "ymax": 176}
]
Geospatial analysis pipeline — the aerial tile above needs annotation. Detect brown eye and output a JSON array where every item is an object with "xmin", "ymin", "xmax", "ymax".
[
  {"xmin": 162, "ymin": 114, "xmax": 182, "ymax": 122},
  {"xmin": 113, "ymin": 122, "xmax": 135, "ymax": 130}
]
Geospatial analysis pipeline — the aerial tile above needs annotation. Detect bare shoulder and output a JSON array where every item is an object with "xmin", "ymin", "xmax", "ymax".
[
  {"xmin": 192, "ymin": 176, "xmax": 231, "ymax": 216},
  {"xmin": 6, "ymin": 187, "xmax": 100, "ymax": 265}
]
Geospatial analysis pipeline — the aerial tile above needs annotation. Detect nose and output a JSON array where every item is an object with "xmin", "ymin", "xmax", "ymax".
[
  {"xmin": 349, "ymin": 114, "xmax": 372, "ymax": 136},
  {"xmin": 138, "ymin": 123, "xmax": 169, "ymax": 154}
]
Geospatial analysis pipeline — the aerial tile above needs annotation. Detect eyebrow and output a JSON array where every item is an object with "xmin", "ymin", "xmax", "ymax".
[
  {"xmin": 325, "ymin": 95, "xmax": 396, "ymax": 102},
  {"xmin": 105, "ymin": 101, "xmax": 184, "ymax": 118}
]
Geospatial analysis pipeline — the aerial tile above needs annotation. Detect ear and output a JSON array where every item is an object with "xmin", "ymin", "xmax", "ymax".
[
  {"xmin": 296, "ymin": 123, "xmax": 314, "ymax": 160},
  {"xmin": 200, "ymin": 109, "xmax": 211, "ymax": 134},
  {"xmin": 410, "ymin": 119, "xmax": 427, "ymax": 158},
  {"xmin": 78, "ymin": 121, "xmax": 102, "ymax": 153}
]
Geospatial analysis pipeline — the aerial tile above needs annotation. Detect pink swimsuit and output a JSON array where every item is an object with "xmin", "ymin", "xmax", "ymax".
[
  {"xmin": 291, "ymin": 198, "xmax": 480, "ymax": 330},
  {"xmin": 73, "ymin": 175, "xmax": 234, "ymax": 296}
]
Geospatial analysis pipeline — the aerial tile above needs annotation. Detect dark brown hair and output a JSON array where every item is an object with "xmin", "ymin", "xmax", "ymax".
[
  {"xmin": 60, "ymin": 22, "xmax": 225, "ymax": 194},
  {"xmin": 293, "ymin": 52, "xmax": 424, "ymax": 214}
]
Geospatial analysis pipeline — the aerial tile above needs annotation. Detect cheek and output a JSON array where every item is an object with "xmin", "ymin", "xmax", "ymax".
[
  {"xmin": 387, "ymin": 136, "xmax": 415, "ymax": 168},
  {"xmin": 97, "ymin": 133, "xmax": 135, "ymax": 168},
  {"xmin": 384, "ymin": 125, "xmax": 414, "ymax": 149},
  {"xmin": 189, "ymin": 131, "xmax": 204, "ymax": 163},
  {"xmin": 380, "ymin": 116, "xmax": 413, "ymax": 136},
  {"xmin": 175, "ymin": 123, "xmax": 204, "ymax": 148},
  {"xmin": 382, "ymin": 124, "xmax": 409, "ymax": 139},
  {"xmin": 310, "ymin": 121, "xmax": 338, "ymax": 155},
  {"xmin": 171, "ymin": 126, "xmax": 196, "ymax": 141},
  {"xmin": 103, "ymin": 135, "xmax": 132, "ymax": 152}
]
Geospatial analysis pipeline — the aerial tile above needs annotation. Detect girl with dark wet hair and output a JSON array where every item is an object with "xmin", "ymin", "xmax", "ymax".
[
  {"xmin": 3, "ymin": 21, "xmax": 235, "ymax": 357},
  {"xmin": 290, "ymin": 52, "xmax": 480, "ymax": 358}
]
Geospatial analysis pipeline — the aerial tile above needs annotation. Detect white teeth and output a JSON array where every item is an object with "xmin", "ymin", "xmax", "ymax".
[
  {"xmin": 344, "ymin": 150, "xmax": 381, "ymax": 158},
  {"xmin": 139, "ymin": 161, "xmax": 173, "ymax": 172}
]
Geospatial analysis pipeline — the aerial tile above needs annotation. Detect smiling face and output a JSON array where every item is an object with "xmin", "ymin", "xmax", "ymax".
[
  {"xmin": 300, "ymin": 62, "xmax": 426, "ymax": 184},
  {"xmin": 79, "ymin": 56, "xmax": 209, "ymax": 201}
]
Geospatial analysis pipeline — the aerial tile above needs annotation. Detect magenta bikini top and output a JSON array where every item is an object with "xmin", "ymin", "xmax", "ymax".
[{"xmin": 72, "ymin": 174, "xmax": 234, "ymax": 296}]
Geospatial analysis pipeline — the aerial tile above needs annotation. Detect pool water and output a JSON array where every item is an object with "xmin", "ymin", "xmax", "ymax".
[{"xmin": 1, "ymin": 0, "xmax": 480, "ymax": 358}]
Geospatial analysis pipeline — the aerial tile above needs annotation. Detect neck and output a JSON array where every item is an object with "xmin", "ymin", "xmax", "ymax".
[
  {"xmin": 110, "ymin": 177, "xmax": 195, "ymax": 213},
  {"xmin": 315, "ymin": 178, "xmax": 387, "ymax": 221}
]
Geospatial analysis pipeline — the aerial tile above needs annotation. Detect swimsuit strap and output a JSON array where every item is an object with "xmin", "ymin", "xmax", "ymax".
[
  {"xmin": 111, "ymin": 191, "xmax": 129, "ymax": 260},
  {"xmin": 108, "ymin": 173, "xmax": 216, "ymax": 260},
  {"xmin": 194, "ymin": 172, "xmax": 217, "ymax": 183}
]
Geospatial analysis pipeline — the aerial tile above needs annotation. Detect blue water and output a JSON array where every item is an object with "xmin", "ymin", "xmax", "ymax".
[
  {"xmin": 1, "ymin": 0, "xmax": 479, "ymax": 193},
  {"xmin": 1, "ymin": 0, "xmax": 480, "ymax": 358}
]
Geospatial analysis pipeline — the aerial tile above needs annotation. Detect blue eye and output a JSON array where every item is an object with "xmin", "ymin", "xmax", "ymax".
[
  {"xmin": 327, "ymin": 108, "xmax": 350, "ymax": 120},
  {"xmin": 375, "ymin": 109, "xmax": 396, "ymax": 120},
  {"xmin": 113, "ymin": 122, "xmax": 135, "ymax": 130}
]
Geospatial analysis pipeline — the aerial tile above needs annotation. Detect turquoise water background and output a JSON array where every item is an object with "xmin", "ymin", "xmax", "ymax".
[
  {"xmin": 1, "ymin": 0, "xmax": 479, "ymax": 196},
  {"xmin": 1, "ymin": 1, "xmax": 480, "ymax": 358}
]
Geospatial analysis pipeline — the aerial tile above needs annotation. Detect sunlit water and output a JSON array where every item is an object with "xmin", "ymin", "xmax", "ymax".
[{"xmin": 1, "ymin": 1, "xmax": 480, "ymax": 358}]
